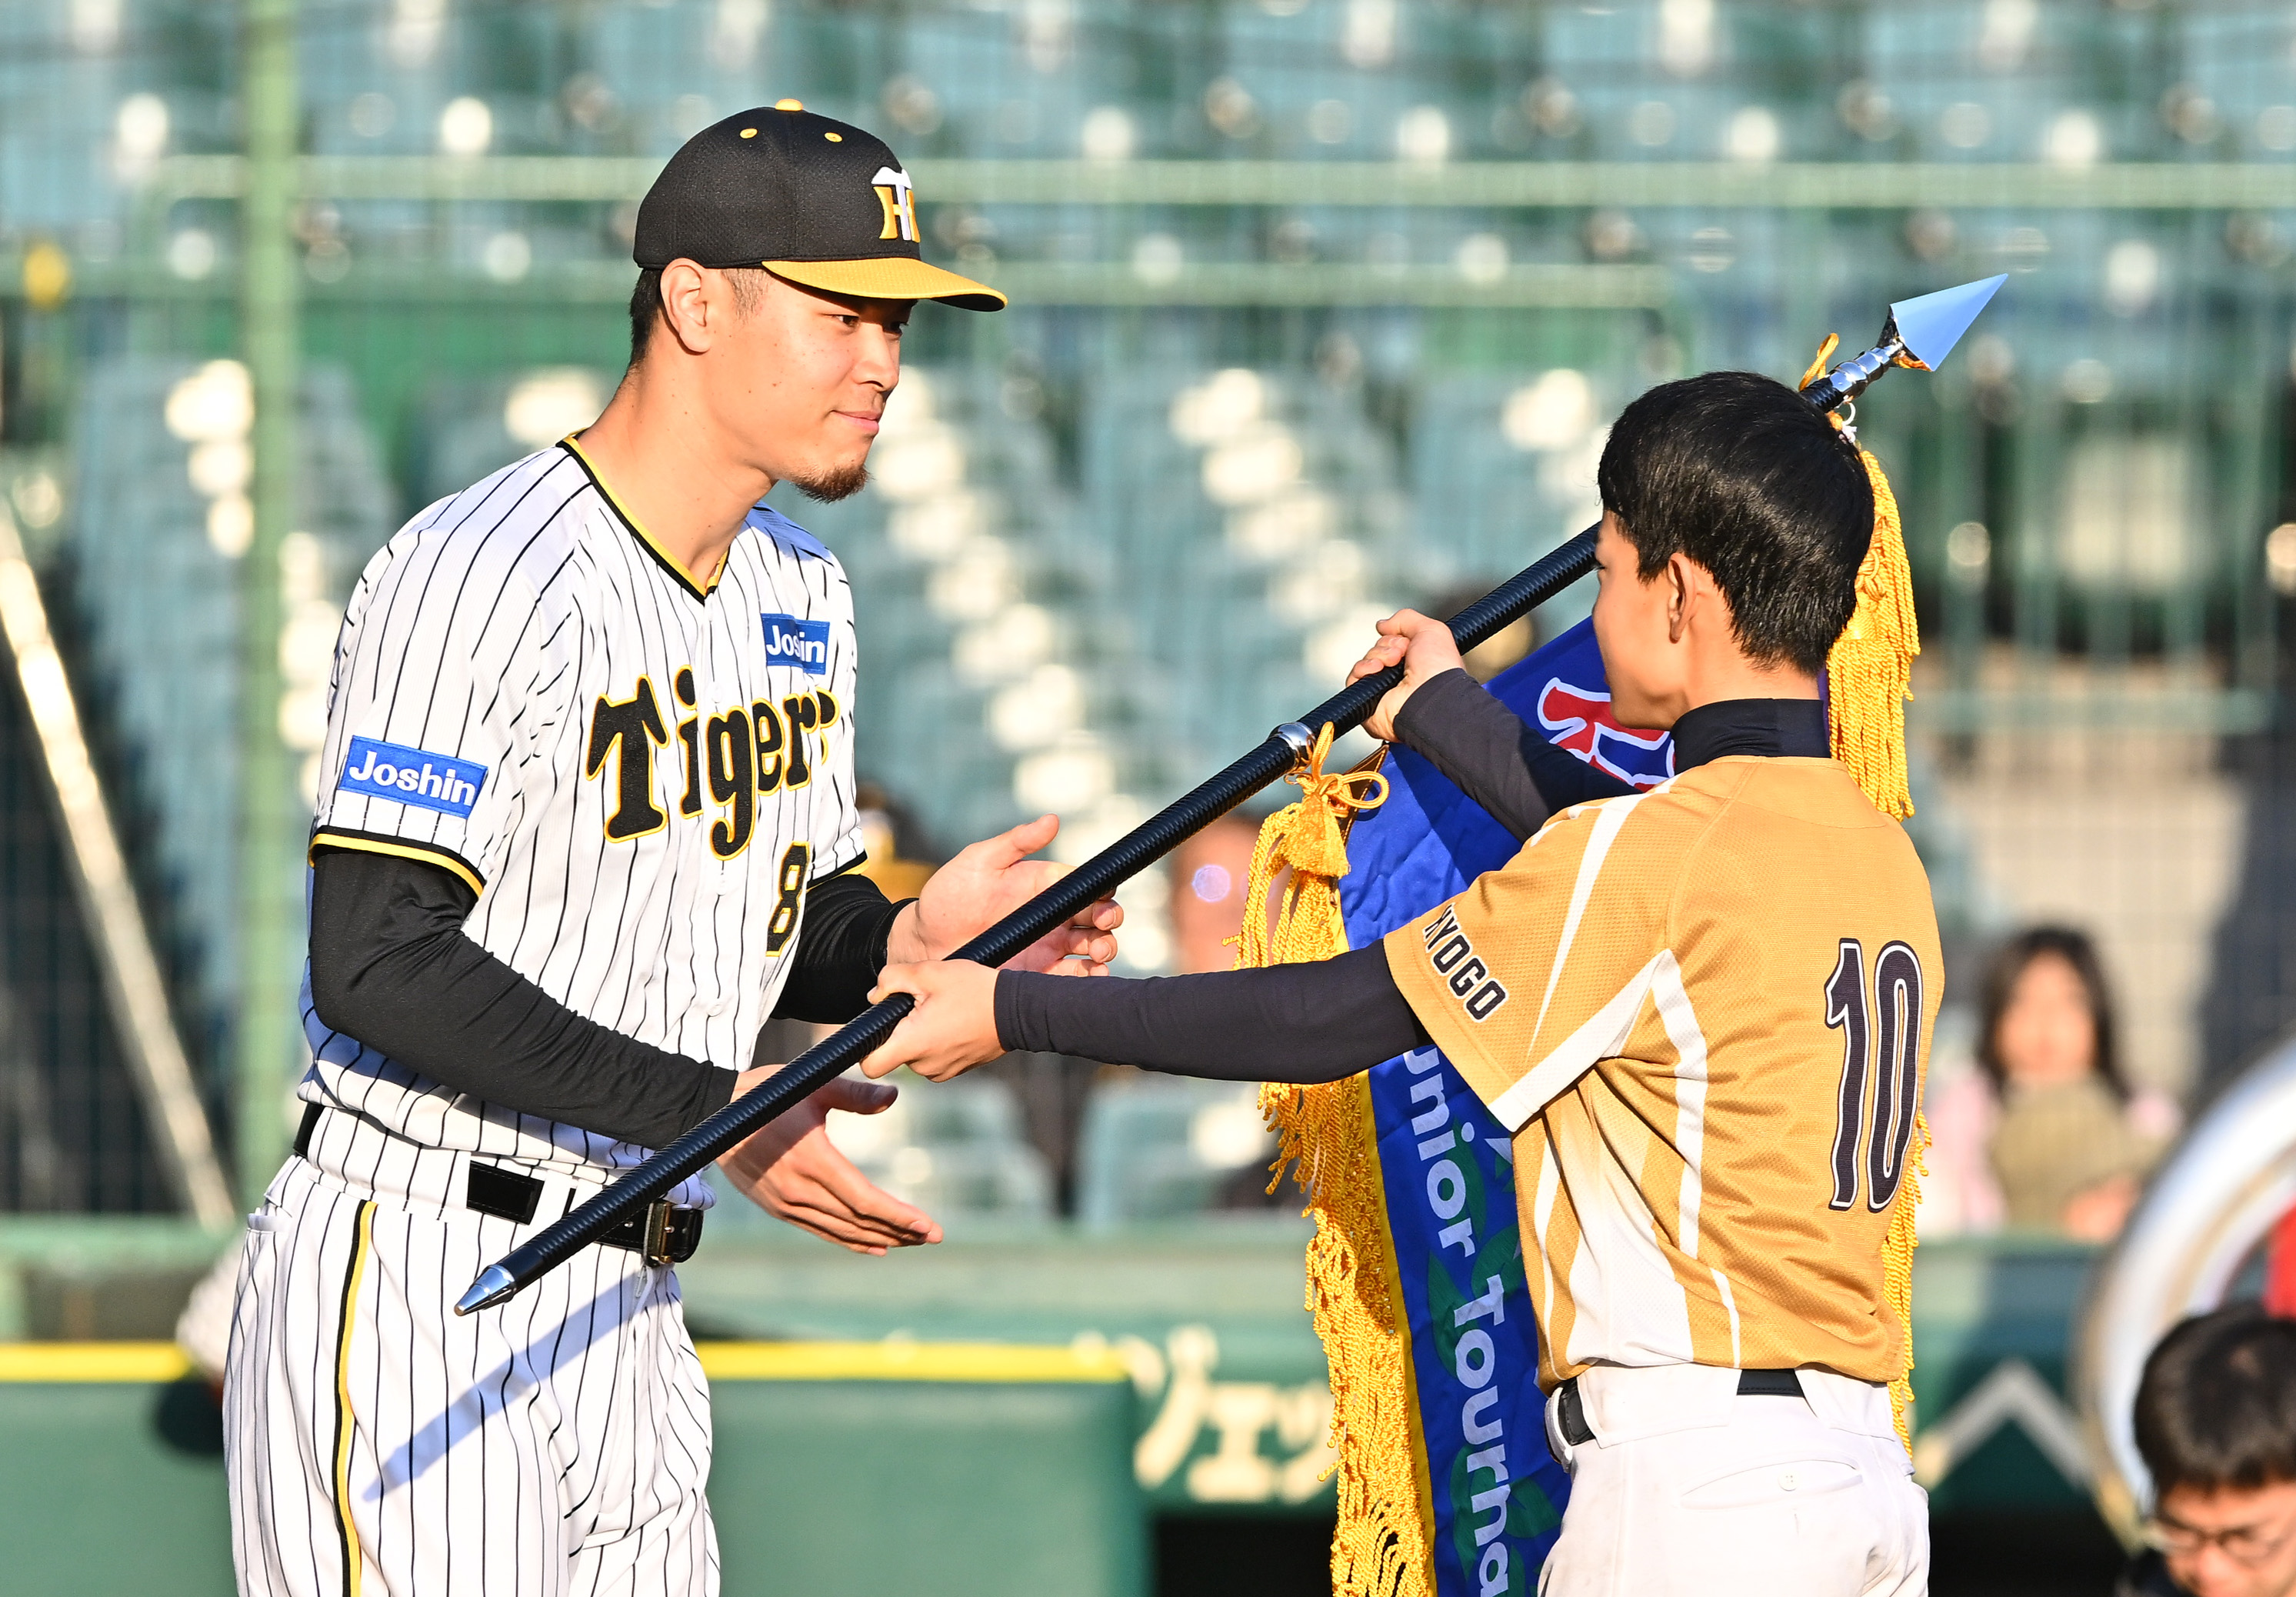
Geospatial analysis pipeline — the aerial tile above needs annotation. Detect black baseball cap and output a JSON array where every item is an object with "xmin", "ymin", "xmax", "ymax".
[{"xmin": 634, "ymin": 99, "xmax": 1004, "ymax": 312}]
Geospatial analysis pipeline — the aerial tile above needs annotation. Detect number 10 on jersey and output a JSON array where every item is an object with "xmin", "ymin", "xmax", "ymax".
[{"xmin": 1824, "ymin": 939, "xmax": 1925, "ymax": 1214}]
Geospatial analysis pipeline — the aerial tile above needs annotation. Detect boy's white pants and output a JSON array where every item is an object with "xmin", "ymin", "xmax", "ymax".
[{"xmin": 1539, "ymin": 1364, "xmax": 1928, "ymax": 1596}]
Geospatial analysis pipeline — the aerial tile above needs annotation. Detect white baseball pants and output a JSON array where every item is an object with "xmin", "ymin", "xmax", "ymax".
[
  {"xmin": 225, "ymin": 1145, "xmax": 718, "ymax": 1597},
  {"xmin": 1538, "ymin": 1363, "xmax": 1928, "ymax": 1596}
]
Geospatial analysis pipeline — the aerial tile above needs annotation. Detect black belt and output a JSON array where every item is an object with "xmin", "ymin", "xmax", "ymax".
[
  {"xmin": 1554, "ymin": 1369, "xmax": 1803, "ymax": 1447},
  {"xmin": 1736, "ymin": 1368, "xmax": 1804, "ymax": 1398},
  {"xmin": 293, "ymin": 1104, "xmax": 703, "ymax": 1266},
  {"xmin": 465, "ymin": 1161, "xmax": 704, "ymax": 1265}
]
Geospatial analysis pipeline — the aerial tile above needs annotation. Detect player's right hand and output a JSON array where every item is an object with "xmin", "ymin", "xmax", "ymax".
[
  {"xmin": 715, "ymin": 1071, "xmax": 944, "ymax": 1254},
  {"xmin": 891, "ymin": 815, "xmax": 1123, "ymax": 975},
  {"xmin": 1348, "ymin": 608, "xmax": 1467, "ymax": 742}
]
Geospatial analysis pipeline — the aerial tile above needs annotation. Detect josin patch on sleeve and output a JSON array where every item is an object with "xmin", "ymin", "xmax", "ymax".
[{"xmin": 338, "ymin": 736, "xmax": 488, "ymax": 818}]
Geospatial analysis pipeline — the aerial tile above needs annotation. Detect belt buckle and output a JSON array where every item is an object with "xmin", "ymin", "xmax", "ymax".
[{"xmin": 641, "ymin": 1199, "xmax": 678, "ymax": 1265}]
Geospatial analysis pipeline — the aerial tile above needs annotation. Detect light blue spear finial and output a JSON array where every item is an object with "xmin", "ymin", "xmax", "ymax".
[
  {"xmin": 1890, "ymin": 274, "xmax": 2008, "ymax": 372},
  {"xmin": 1802, "ymin": 274, "xmax": 2008, "ymax": 415}
]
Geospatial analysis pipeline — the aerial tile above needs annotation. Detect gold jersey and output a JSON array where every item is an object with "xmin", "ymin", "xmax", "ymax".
[{"xmin": 1385, "ymin": 755, "xmax": 1941, "ymax": 1390}]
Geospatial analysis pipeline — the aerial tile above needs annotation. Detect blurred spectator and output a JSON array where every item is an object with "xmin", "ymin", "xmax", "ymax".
[
  {"xmin": 1915, "ymin": 1012, "xmax": 2004, "ymax": 1236},
  {"xmin": 1923, "ymin": 927, "xmax": 2178, "ymax": 1241},
  {"xmin": 851, "ymin": 778, "xmax": 940, "ymax": 899},
  {"xmin": 753, "ymin": 780, "xmax": 942, "ymax": 1069},
  {"xmin": 2121, "ymin": 1305, "xmax": 2296, "ymax": 1597}
]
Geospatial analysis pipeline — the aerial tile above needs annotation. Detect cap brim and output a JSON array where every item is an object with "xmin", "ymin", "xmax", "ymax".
[{"xmin": 765, "ymin": 257, "xmax": 1006, "ymax": 312}]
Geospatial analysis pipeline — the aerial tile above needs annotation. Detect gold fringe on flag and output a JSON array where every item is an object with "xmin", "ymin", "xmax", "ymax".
[
  {"xmin": 1801, "ymin": 335, "xmax": 1928, "ymax": 1451},
  {"xmin": 1235, "ymin": 728, "xmax": 1434, "ymax": 1597}
]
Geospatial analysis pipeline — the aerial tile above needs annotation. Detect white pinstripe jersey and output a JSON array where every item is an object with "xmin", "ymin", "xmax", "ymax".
[
  {"xmin": 1387, "ymin": 756, "xmax": 1941, "ymax": 1389},
  {"xmin": 297, "ymin": 439, "xmax": 863, "ymax": 1185}
]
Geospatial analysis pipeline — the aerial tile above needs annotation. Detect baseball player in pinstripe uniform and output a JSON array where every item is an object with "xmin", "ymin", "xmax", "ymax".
[{"xmin": 225, "ymin": 105, "xmax": 1118, "ymax": 1597}]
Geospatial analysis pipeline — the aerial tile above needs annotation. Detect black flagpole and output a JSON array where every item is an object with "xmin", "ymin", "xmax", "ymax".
[
  {"xmin": 457, "ymin": 275, "xmax": 2012, "ymax": 1312},
  {"xmin": 454, "ymin": 525, "xmax": 1601, "ymax": 1313}
]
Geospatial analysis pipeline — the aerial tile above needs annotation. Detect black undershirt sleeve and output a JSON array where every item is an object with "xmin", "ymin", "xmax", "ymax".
[
  {"xmin": 990, "ymin": 671, "xmax": 1644, "ymax": 1085},
  {"xmin": 307, "ymin": 849, "xmax": 911, "ymax": 1149},
  {"xmin": 1391, "ymin": 668, "xmax": 1635, "ymax": 840},
  {"xmin": 994, "ymin": 945, "xmax": 1428, "ymax": 1084},
  {"xmin": 308, "ymin": 848, "xmax": 736, "ymax": 1149},
  {"xmin": 772, "ymin": 870, "xmax": 911, "ymax": 1023},
  {"xmin": 997, "ymin": 693, "xmax": 1818, "ymax": 1090}
]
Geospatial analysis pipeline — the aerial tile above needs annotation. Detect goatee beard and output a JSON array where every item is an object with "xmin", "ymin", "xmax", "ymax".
[{"xmin": 788, "ymin": 462, "xmax": 869, "ymax": 503}]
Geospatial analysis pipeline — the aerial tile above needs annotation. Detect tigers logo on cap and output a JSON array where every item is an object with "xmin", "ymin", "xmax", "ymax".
[
  {"xmin": 633, "ymin": 105, "xmax": 1004, "ymax": 311},
  {"xmin": 871, "ymin": 167, "xmax": 918, "ymax": 243}
]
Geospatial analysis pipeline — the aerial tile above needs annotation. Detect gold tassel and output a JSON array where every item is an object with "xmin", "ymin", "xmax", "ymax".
[
  {"xmin": 1799, "ymin": 334, "xmax": 1919, "ymax": 824},
  {"xmin": 1878, "ymin": 1140, "xmax": 1926, "ymax": 1453},
  {"xmin": 1238, "ymin": 730, "xmax": 1433, "ymax": 1597},
  {"xmin": 1801, "ymin": 335, "xmax": 1928, "ymax": 1452}
]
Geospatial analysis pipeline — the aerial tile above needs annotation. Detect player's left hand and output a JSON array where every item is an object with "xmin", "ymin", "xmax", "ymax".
[
  {"xmin": 715, "ymin": 1071, "xmax": 945, "ymax": 1254},
  {"xmin": 857, "ymin": 961, "xmax": 1002, "ymax": 1082},
  {"xmin": 890, "ymin": 815, "xmax": 1122, "ymax": 975}
]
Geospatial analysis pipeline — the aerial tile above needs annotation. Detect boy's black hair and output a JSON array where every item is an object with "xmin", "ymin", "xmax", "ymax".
[
  {"xmin": 2135, "ymin": 1306, "xmax": 2296, "ymax": 1496},
  {"xmin": 1596, "ymin": 371, "xmax": 1874, "ymax": 675}
]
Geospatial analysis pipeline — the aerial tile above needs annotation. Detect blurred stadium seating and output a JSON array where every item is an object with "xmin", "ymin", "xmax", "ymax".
[
  {"xmin": 1074, "ymin": 1076, "xmax": 1276, "ymax": 1229},
  {"xmin": 65, "ymin": 357, "xmax": 392, "ymax": 1057},
  {"xmin": 10, "ymin": 8, "xmax": 2296, "ymax": 1590},
  {"xmin": 0, "ymin": 0, "xmax": 2286, "ymax": 1234},
  {"xmin": 813, "ymin": 1072, "xmax": 1057, "ymax": 1225}
]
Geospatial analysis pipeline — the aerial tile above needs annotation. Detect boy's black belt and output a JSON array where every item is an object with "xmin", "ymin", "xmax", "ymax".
[
  {"xmin": 294, "ymin": 1103, "xmax": 704, "ymax": 1265},
  {"xmin": 1553, "ymin": 1368, "xmax": 1804, "ymax": 1447}
]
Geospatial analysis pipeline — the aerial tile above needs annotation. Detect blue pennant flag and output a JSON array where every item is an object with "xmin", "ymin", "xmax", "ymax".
[{"xmin": 1335, "ymin": 617, "xmax": 1674, "ymax": 1595}]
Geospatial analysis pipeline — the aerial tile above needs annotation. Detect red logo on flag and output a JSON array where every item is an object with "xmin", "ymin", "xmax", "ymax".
[{"xmin": 1535, "ymin": 678, "xmax": 1674, "ymax": 788}]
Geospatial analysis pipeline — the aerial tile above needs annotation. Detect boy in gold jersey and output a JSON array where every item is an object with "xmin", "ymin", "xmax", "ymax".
[{"xmin": 862, "ymin": 371, "xmax": 1937, "ymax": 1595}]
